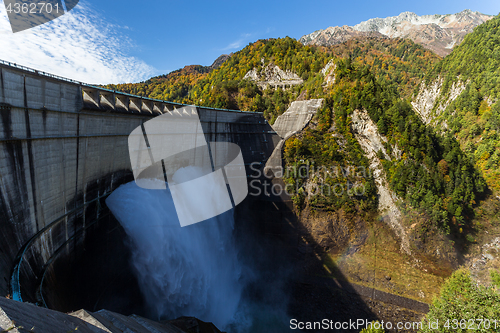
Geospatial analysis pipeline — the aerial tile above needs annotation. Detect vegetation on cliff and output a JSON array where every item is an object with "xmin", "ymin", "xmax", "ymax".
[
  {"xmin": 106, "ymin": 35, "xmax": 485, "ymax": 235},
  {"xmin": 424, "ymin": 15, "xmax": 500, "ymax": 191},
  {"xmin": 329, "ymin": 37, "xmax": 440, "ymax": 98},
  {"xmin": 285, "ymin": 57, "xmax": 485, "ymax": 234},
  {"xmin": 420, "ymin": 269, "xmax": 500, "ymax": 332}
]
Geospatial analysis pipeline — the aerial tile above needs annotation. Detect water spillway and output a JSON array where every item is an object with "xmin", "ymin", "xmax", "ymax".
[
  {"xmin": 106, "ymin": 181, "xmax": 243, "ymax": 329},
  {"xmin": 0, "ymin": 61, "xmax": 278, "ymax": 319}
]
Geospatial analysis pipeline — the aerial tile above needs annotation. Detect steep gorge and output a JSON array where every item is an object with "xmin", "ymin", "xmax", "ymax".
[{"xmin": 99, "ymin": 18, "xmax": 500, "ymax": 328}]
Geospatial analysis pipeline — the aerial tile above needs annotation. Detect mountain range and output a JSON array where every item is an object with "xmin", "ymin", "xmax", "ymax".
[{"xmin": 299, "ymin": 9, "xmax": 493, "ymax": 56}]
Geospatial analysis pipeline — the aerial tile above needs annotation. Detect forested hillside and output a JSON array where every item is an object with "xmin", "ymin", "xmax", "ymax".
[
  {"xmin": 108, "ymin": 35, "xmax": 488, "ymax": 239},
  {"xmin": 287, "ymin": 58, "xmax": 485, "ymax": 235},
  {"xmin": 106, "ymin": 37, "xmax": 439, "ymax": 123},
  {"xmin": 108, "ymin": 15, "xmax": 500, "ymax": 329},
  {"xmin": 423, "ymin": 15, "xmax": 500, "ymax": 191},
  {"xmin": 104, "ymin": 64, "xmax": 210, "ymax": 103}
]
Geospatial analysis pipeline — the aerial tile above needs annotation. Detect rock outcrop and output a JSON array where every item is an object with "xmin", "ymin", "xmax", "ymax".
[
  {"xmin": 210, "ymin": 53, "xmax": 232, "ymax": 70},
  {"xmin": 243, "ymin": 60, "xmax": 303, "ymax": 89},
  {"xmin": 321, "ymin": 59, "xmax": 337, "ymax": 86},
  {"xmin": 299, "ymin": 26, "xmax": 385, "ymax": 47},
  {"xmin": 0, "ymin": 296, "xmax": 222, "ymax": 333},
  {"xmin": 412, "ymin": 76, "xmax": 466, "ymax": 125}
]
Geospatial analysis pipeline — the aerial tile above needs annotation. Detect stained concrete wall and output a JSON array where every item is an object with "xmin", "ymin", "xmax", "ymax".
[
  {"xmin": 0, "ymin": 62, "xmax": 278, "ymax": 305},
  {"xmin": 264, "ymin": 99, "xmax": 323, "ymax": 177}
]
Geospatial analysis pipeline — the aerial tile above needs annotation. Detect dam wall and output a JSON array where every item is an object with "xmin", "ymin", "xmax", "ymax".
[{"xmin": 0, "ymin": 61, "xmax": 278, "ymax": 305}]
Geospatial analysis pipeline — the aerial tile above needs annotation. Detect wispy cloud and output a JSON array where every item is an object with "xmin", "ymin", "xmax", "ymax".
[
  {"xmin": 222, "ymin": 33, "xmax": 253, "ymax": 51},
  {"xmin": 221, "ymin": 27, "xmax": 277, "ymax": 52},
  {"xmin": 0, "ymin": 0, "xmax": 156, "ymax": 84}
]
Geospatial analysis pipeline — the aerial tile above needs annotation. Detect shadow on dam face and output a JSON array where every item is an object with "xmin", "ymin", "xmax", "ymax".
[
  {"xmin": 39, "ymin": 212, "xmax": 147, "ymax": 316},
  {"xmin": 32, "ymin": 173, "xmax": 148, "ymax": 317}
]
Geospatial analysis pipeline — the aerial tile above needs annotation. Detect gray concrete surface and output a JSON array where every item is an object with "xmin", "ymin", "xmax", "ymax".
[
  {"xmin": 264, "ymin": 99, "xmax": 323, "ymax": 176},
  {"xmin": 271, "ymin": 99, "xmax": 323, "ymax": 140}
]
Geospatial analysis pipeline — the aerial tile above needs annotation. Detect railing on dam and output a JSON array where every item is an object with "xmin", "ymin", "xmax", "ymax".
[
  {"xmin": 0, "ymin": 58, "xmax": 262, "ymax": 116},
  {"xmin": 0, "ymin": 59, "xmax": 279, "ymax": 305}
]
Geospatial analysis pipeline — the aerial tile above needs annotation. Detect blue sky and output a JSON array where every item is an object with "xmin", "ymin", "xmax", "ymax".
[
  {"xmin": 98, "ymin": 0, "xmax": 500, "ymax": 73},
  {"xmin": 0, "ymin": 0, "xmax": 498, "ymax": 83}
]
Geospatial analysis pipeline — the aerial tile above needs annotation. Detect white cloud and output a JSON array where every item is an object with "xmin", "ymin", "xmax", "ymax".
[
  {"xmin": 0, "ymin": 1, "xmax": 156, "ymax": 84},
  {"xmin": 222, "ymin": 33, "xmax": 252, "ymax": 51}
]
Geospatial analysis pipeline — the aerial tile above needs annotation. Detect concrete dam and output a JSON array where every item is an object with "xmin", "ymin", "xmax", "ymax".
[
  {"xmin": 0, "ymin": 60, "xmax": 282, "ymax": 319},
  {"xmin": 0, "ymin": 61, "xmax": 429, "ymax": 332}
]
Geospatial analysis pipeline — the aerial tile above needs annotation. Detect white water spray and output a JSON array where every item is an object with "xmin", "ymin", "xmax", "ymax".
[{"xmin": 106, "ymin": 169, "xmax": 244, "ymax": 329}]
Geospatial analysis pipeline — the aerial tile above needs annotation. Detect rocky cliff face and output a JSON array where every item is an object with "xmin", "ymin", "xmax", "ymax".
[
  {"xmin": 321, "ymin": 59, "xmax": 337, "ymax": 86},
  {"xmin": 243, "ymin": 60, "xmax": 303, "ymax": 89},
  {"xmin": 350, "ymin": 109, "xmax": 410, "ymax": 254},
  {"xmin": 411, "ymin": 77, "xmax": 466, "ymax": 126},
  {"xmin": 264, "ymin": 99, "xmax": 323, "ymax": 177},
  {"xmin": 300, "ymin": 10, "xmax": 493, "ymax": 56}
]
